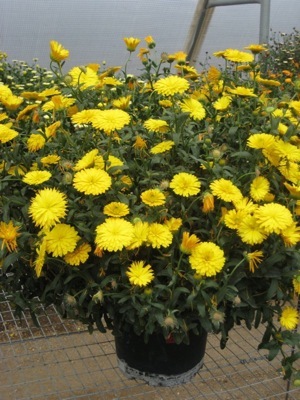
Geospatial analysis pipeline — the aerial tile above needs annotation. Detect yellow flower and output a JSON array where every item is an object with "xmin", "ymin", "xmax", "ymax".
[
  {"xmin": 224, "ymin": 209, "xmax": 247, "ymax": 230},
  {"xmin": 150, "ymin": 140, "xmax": 174, "ymax": 154},
  {"xmin": 223, "ymin": 49, "xmax": 254, "ymax": 63},
  {"xmin": 202, "ymin": 192, "xmax": 214, "ymax": 213},
  {"xmin": 254, "ymin": 203, "xmax": 293, "ymax": 235},
  {"xmin": 293, "ymin": 275, "xmax": 300, "ymax": 294},
  {"xmin": 250, "ymin": 176, "xmax": 270, "ymax": 202},
  {"xmin": 27, "ymin": 133, "xmax": 46, "ymax": 152},
  {"xmin": 141, "ymin": 189, "xmax": 166, "ymax": 207},
  {"xmin": 29, "ymin": 188, "xmax": 67, "ymax": 229},
  {"xmin": 281, "ymin": 222, "xmax": 300, "ymax": 247},
  {"xmin": 147, "ymin": 223, "xmax": 173, "ymax": 249},
  {"xmin": 73, "ymin": 149, "xmax": 99, "ymax": 171},
  {"xmin": 42, "ymin": 95, "xmax": 75, "ymax": 111},
  {"xmin": 123, "ymin": 37, "xmax": 141, "ymax": 52},
  {"xmin": 180, "ymin": 98, "xmax": 206, "ymax": 121},
  {"xmin": 279, "ymin": 307, "xmax": 299, "ymax": 330},
  {"xmin": 0, "ymin": 124, "xmax": 18, "ymax": 143},
  {"xmin": 133, "ymin": 135, "xmax": 147, "ymax": 150},
  {"xmin": 64, "ymin": 243, "xmax": 92, "ymax": 266},
  {"xmin": 91, "ymin": 109, "xmax": 130, "ymax": 134},
  {"xmin": 95, "ymin": 218, "xmax": 134, "ymax": 252},
  {"xmin": 237, "ymin": 214, "xmax": 267, "ymax": 245},
  {"xmin": 1, "ymin": 95, "xmax": 23, "ymax": 110},
  {"xmin": 244, "ymin": 44, "xmax": 267, "ymax": 54},
  {"xmin": 41, "ymin": 155, "xmax": 60, "ymax": 167},
  {"xmin": 247, "ymin": 133, "xmax": 276, "ymax": 150},
  {"xmin": 34, "ymin": 236, "xmax": 47, "ymax": 277},
  {"xmin": 213, "ymin": 96, "xmax": 232, "ymax": 111},
  {"xmin": 144, "ymin": 118, "xmax": 169, "ymax": 133},
  {"xmin": 245, "ymin": 250, "xmax": 264, "ymax": 273},
  {"xmin": 154, "ymin": 76, "xmax": 189, "ymax": 96},
  {"xmin": 180, "ymin": 232, "xmax": 200, "ymax": 254},
  {"xmin": 189, "ymin": 242, "xmax": 225, "ymax": 277},
  {"xmin": 22, "ymin": 171, "xmax": 52, "ymax": 185},
  {"xmin": 46, "ymin": 224, "xmax": 79, "ymax": 257},
  {"xmin": 127, "ymin": 220, "xmax": 149, "ymax": 250},
  {"xmin": 164, "ymin": 218, "xmax": 182, "ymax": 232},
  {"xmin": 0, "ymin": 221, "xmax": 20, "ymax": 252},
  {"xmin": 210, "ymin": 179, "xmax": 242, "ymax": 202},
  {"xmin": 103, "ymin": 202, "xmax": 130, "ymax": 217},
  {"xmin": 50, "ymin": 40, "xmax": 70, "ymax": 63},
  {"xmin": 227, "ymin": 87, "xmax": 257, "ymax": 97},
  {"xmin": 112, "ymin": 95, "xmax": 131, "ymax": 110},
  {"xmin": 170, "ymin": 172, "xmax": 201, "ymax": 197},
  {"xmin": 126, "ymin": 261, "xmax": 154, "ymax": 287},
  {"xmin": 144, "ymin": 36, "xmax": 155, "ymax": 48},
  {"xmin": 73, "ymin": 168, "xmax": 112, "ymax": 195}
]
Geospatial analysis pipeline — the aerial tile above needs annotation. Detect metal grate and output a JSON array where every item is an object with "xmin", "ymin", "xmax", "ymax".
[{"xmin": 0, "ymin": 290, "xmax": 299, "ymax": 400}]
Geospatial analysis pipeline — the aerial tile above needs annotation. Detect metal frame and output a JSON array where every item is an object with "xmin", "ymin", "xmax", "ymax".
[{"xmin": 186, "ymin": 0, "xmax": 271, "ymax": 63}]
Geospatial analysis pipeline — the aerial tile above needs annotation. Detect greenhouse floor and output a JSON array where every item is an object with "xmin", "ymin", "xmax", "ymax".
[{"xmin": 0, "ymin": 291, "xmax": 299, "ymax": 400}]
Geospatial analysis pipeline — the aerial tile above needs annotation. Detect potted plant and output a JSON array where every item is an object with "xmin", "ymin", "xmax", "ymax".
[{"xmin": 0, "ymin": 36, "xmax": 299, "ymax": 386}]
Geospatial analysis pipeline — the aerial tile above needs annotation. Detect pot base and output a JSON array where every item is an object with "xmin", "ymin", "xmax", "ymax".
[{"xmin": 117, "ymin": 356, "xmax": 205, "ymax": 387}]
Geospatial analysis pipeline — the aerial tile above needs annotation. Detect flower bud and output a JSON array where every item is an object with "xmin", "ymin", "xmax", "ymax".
[
  {"xmin": 62, "ymin": 172, "xmax": 73, "ymax": 184},
  {"xmin": 92, "ymin": 290, "xmax": 104, "ymax": 304},
  {"xmin": 163, "ymin": 315, "xmax": 177, "ymax": 328}
]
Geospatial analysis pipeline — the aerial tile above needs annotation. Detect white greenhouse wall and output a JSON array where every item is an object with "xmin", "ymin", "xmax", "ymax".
[{"xmin": 0, "ymin": 0, "xmax": 299, "ymax": 72}]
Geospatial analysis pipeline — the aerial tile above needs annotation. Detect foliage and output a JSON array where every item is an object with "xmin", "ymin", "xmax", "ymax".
[{"xmin": 0, "ymin": 37, "xmax": 299, "ymax": 381}]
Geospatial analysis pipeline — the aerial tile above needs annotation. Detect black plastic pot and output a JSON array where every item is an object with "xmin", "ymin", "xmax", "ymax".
[{"xmin": 115, "ymin": 328, "xmax": 207, "ymax": 386}]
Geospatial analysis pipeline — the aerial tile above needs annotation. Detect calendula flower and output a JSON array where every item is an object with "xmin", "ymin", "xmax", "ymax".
[
  {"xmin": 180, "ymin": 98, "xmax": 206, "ymax": 121},
  {"xmin": 133, "ymin": 135, "xmax": 147, "ymax": 150},
  {"xmin": 50, "ymin": 40, "xmax": 70, "ymax": 62},
  {"xmin": 0, "ymin": 221, "xmax": 20, "ymax": 252},
  {"xmin": 42, "ymin": 95, "xmax": 76, "ymax": 111},
  {"xmin": 73, "ymin": 168, "xmax": 112, "ymax": 195},
  {"xmin": 244, "ymin": 44, "xmax": 267, "ymax": 54},
  {"xmin": 180, "ymin": 232, "xmax": 200, "ymax": 254},
  {"xmin": 34, "ymin": 236, "xmax": 47, "ymax": 277},
  {"xmin": 123, "ymin": 37, "xmax": 141, "ymax": 52},
  {"xmin": 238, "ymin": 215, "xmax": 267, "ymax": 245},
  {"xmin": 126, "ymin": 261, "xmax": 154, "ymax": 287},
  {"xmin": 147, "ymin": 223, "xmax": 173, "ymax": 248},
  {"xmin": 293, "ymin": 275, "xmax": 300, "ymax": 294},
  {"xmin": 144, "ymin": 35, "xmax": 155, "ymax": 48},
  {"xmin": 112, "ymin": 95, "xmax": 131, "ymax": 110},
  {"xmin": 150, "ymin": 140, "xmax": 174, "ymax": 154},
  {"xmin": 246, "ymin": 250, "xmax": 264, "ymax": 273},
  {"xmin": 127, "ymin": 221, "xmax": 149, "ymax": 250},
  {"xmin": 227, "ymin": 86, "xmax": 257, "ymax": 97},
  {"xmin": 281, "ymin": 222, "xmax": 300, "ymax": 247},
  {"xmin": 189, "ymin": 242, "xmax": 225, "ymax": 277},
  {"xmin": 164, "ymin": 218, "xmax": 182, "ymax": 232},
  {"xmin": 40, "ymin": 155, "xmax": 60, "ymax": 166},
  {"xmin": 274, "ymin": 140, "xmax": 300, "ymax": 162},
  {"xmin": 27, "ymin": 133, "xmax": 46, "ymax": 152},
  {"xmin": 154, "ymin": 76, "xmax": 189, "ymax": 96},
  {"xmin": 250, "ymin": 176, "xmax": 270, "ymax": 202},
  {"xmin": 22, "ymin": 170, "xmax": 51, "ymax": 185},
  {"xmin": 202, "ymin": 192, "xmax": 214, "ymax": 213},
  {"xmin": 64, "ymin": 243, "xmax": 92, "ymax": 266},
  {"xmin": 224, "ymin": 209, "xmax": 247, "ymax": 230},
  {"xmin": 280, "ymin": 307, "xmax": 299, "ymax": 330},
  {"xmin": 103, "ymin": 202, "xmax": 130, "ymax": 217},
  {"xmin": 144, "ymin": 118, "xmax": 169, "ymax": 133},
  {"xmin": 170, "ymin": 172, "xmax": 201, "ymax": 197},
  {"xmin": 247, "ymin": 133, "xmax": 277, "ymax": 150},
  {"xmin": 213, "ymin": 96, "xmax": 232, "ymax": 111},
  {"xmin": 91, "ymin": 109, "xmax": 130, "ymax": 134},
  {"xmin": 73, "ymin": 149, "xmax": 99, "ymax": 171},
  {"xmin": 254, "ymin": 203, "xmax": 293, "ymax": 234},
  {"xmin": 210, "ymin": 179, "xmax": 242, "ymax": 202},
  {"xmin": 29, "ymin": 188, "xmax": 67, "ymax": 229},
  {"xmin": 0, "ymin": 124, "xmax": 18, "ymax": 143},
  {"xmin": 141, "ymin": 189, "xmax": 166, "ymax": 207},
  {"xmin": 46, "ymin": 224, "xmax": 79, "ymax": 257},
  {"xmin": 223, "ymin": 49, "xmax": 254, "ymax": 63},
  {"xmin": 95, "ymin": 218, "xmax": 134, "ymax": 251}
]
